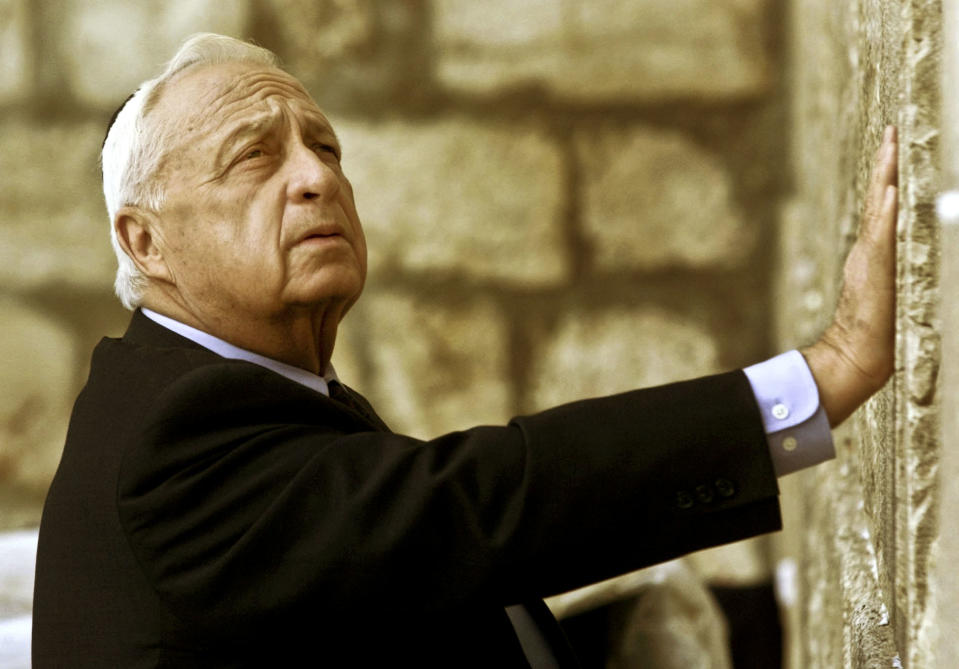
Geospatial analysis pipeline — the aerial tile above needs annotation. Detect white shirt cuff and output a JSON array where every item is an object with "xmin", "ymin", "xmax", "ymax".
[{"xmin": 743, "ymin": 350, "xmax": 835, "ymax": 476}]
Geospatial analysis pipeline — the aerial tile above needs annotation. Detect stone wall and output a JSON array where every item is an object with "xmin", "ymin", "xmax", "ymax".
[
  {"xmin": 780, "ymin": 0, "xmax": 946, "ymax": 667},
  {"xmin": 0, "ymin": 0, "xmax": 883, "ymax": 665},
  {"xmin": 935, "ymin": 3, "xmax": 959, "ymax": 668}
]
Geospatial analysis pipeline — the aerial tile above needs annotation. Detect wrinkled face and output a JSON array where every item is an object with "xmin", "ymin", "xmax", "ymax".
[{"xmin": 149, "ymin": 61, "xmax": 367, "ymax": 321}]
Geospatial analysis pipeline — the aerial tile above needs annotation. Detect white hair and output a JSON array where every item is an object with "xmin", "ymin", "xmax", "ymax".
[{"xmin": 102, "ymin": 33, "xmax": 280, "ymax": 309}]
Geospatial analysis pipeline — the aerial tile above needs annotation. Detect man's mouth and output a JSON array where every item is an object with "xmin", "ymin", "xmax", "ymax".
[{"xmin": 299, "ymin": 224, "xmax": 345, "ymax": 243}]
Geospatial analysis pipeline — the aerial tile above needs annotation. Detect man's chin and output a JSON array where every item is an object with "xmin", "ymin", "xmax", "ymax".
[{"xmin": 284, "ymin": 273, "xmax": 365, "ymax": 313}]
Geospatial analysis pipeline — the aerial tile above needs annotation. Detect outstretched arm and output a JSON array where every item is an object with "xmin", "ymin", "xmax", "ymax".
[{"xmin": 803, "ymin": 126, "xmax": 899, "ymax": 426}]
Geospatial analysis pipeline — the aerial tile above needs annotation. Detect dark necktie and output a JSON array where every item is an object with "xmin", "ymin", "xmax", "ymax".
[{"xmin": 327, "ymin": 380, "xmax": 391, "ymax": 432}]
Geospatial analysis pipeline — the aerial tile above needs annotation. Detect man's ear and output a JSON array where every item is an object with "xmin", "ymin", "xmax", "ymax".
[{"xmin": 114, "ymin": 206, "xmax": 174, "ymax": 283}]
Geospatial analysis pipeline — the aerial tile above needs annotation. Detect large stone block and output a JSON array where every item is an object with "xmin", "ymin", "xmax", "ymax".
[
  {"xmin": 334, "ymin": 117, "xmax": 567, "ymax": 285},
  {"xmin": 0, "ymin": 0, "xmax": 29, "ymax": 104},
  {"xmin": 0, "ymin": 119, "xmax": 115, "ymax": 291},
  {"xmin": 346, "ymin": 290, "xmax": 512, "ymax": 439},
  {"xmin": 0, "ymin": 529, "xmax": 35, "ymax": 669},
  {"xmin": 59, "ymin": 0, "xmax": 250, "ymax": 108},
  {"xmin": 577, "ymin": 125, "xmax": 752, "ymax": 272},
  {"xmin": 262, "ymin": 0, "xmax": 376, "ymax": 70},
  {"xmin": 259, "ymin": 1, "xmax": 428, "ymax": 110},
  {"xmin": 0, "ymin": 299, "xmax": 77, "ymax": 504},
  {"xmin": 434, "ymin": 0, "xmax": 771, "ymax": 101},
  {"xmin": 0, "ymin": 529, "xmax": 36, "ymax": 618},
  {"xmin": 547, "ymin": 560, "xmax": 732, "ymax": 669},
  {"xmin": 527, "ymin": 307, "xmax": 719, "ymax": 411}
]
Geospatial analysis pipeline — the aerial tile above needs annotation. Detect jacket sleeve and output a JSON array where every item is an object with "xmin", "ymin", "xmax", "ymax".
[{"xmin": 116, "ymin": 360, "xmax": 780, "ymax": 637}]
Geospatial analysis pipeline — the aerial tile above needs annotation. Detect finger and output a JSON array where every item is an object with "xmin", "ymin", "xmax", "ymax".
[
  {"xmin": 885, "ymin": 126, "xmax": 898, "ymax": 187},
  {"xmin": 880, "ymin": 126, "xmax": 898, "ymax": 187},
  {"xmin": 876, "ymin": 184, "xmax": 898, "ymax": 247},
  {"xmin": 863, "ymin": 128, "xmax": 898, "ymax": 227},
  {"xmin": 859, "ymin": 184, "xmax": 898, "ymax": 263},
  {"xmin": 868, "ymin": 130, "xmax": 897, "ymax": 204}
]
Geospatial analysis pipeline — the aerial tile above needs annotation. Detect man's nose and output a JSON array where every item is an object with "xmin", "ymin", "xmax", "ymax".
[{"xmin": 286, "ymin": 142, "xmax": 341, "ymax": 203}]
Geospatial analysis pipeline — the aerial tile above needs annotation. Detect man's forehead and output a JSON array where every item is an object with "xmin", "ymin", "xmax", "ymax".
[{"xmin": 154, "ymin": 62, "xmax": 324, "ymax": 133}]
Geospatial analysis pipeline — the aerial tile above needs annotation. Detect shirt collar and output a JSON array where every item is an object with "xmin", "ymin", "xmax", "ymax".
[{"xmin": 141, "ymin": 308, "xmax": 335, "ymax": 396}]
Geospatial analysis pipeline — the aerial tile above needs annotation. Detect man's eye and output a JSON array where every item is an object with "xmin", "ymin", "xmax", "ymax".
[
  {"xmin": 242, "ymin": 148, "xmax": 264, "ymax": 161},
  {"xmin": 312, "ymin": 143, "xmax": 340, "ymax": 160}
]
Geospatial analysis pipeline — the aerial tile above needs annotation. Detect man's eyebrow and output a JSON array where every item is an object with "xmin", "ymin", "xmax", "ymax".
[
  {"xmin": 214, "ymin": 111, "xmax": 283, "ymax": 164},
  {"xmin": 301, "ymin": 113, "xmax": 339, "ymax": 143}
]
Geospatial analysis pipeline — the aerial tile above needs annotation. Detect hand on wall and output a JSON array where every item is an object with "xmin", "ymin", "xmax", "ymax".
[{"xmin": 803, "ymin": 126, "xmax": 899, "ymax": 427}]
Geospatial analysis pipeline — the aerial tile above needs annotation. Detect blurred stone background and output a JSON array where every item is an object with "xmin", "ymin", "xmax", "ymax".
[{"xmin": 0, "ymin": 0, "xmax": 952, "ymax": 667}]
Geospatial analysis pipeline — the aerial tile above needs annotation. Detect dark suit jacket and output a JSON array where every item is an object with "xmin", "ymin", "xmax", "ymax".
[{"xmin": 33, "ymin": 310, "xmax": 781, "ymax": 667}]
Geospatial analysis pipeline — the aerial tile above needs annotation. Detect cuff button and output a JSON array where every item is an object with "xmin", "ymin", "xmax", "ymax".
[
  {"xmin": 772, "ymin": 403, "xmax": 790, "ymax": 420},
  {"xmin": 715, "ymin": 478, "xmax": 736, "ymax": 498},
  {"xmin": 675, "ymin": 490, "xmax": 695, "ymax": 509}
]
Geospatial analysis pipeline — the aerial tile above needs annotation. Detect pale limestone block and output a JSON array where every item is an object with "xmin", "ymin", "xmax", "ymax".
[
  {"xmin": 685, "ymin": 538, "xmax": 769, "ymax": 586},
  {"xmin": 434, "ymin": 0, "xmax": 770, "ymax": 101},
  {"xmin": 547, "ymin": 560, "xmax": 731, "ymax": 669},
  {"xmin": 528, "ymin": 307, "xmax": 719, "ymax": 411},
  {"xmin": 577, "ymin": 126, "xmax": 752, "ymax": 272},
  {"xmin": 334, "ymin": 117, "xmax": 566, "ymax": 285},
  {"xmin": 61, "ymin": 0, "xmax": 250, "ymax": 108},
  {"xmin": 933, "ymin": 196, "xmax": 959, "ymax": 667},
  {"xmin": 0, "ymin": 528, "xmax": 37, "ymax": 618},
  {"xmin": 0, "ymin": 299, "xmax": 77, "ymax": 495},
  {"xmin": 799, "ymin": 443, "xmax": 901, "ymax": 668},
  {"xmin": 0, "ymin": 0, "xmax": 29, "ymax": 104},
  {"xmin": 262, "ymin": 0, "xmax": 376, "ymax": 68},
  {"xmin": 0, "ymin": 616, "xmax": 30, "ymax": 669},
  {"xmin": 608, "ymin": 566, "xmax": 732, "ymax": 669},
  {"xmin": 0, "ymin": 119, "xmax": 114, "ymax": 291},
  {"xmin": 354, "ymin": 291, "xmax": 512, "ymax": 439}
]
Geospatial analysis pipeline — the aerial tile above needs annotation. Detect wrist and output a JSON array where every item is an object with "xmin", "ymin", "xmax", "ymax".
[{"xmin": 801, "ymin": 337, "xmax": 883, "ymax": 428}]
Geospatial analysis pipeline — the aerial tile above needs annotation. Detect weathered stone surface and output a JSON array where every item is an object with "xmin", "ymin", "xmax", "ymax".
[
  {"xmin": 527, "ymin": 307, "xmax": 719, "ymax": 410},
  {"xmin": 0, "ymin": 615, "xmax": 30, "ymax": 669},
  {"xmin": 774, "ymin": 200, "xmax": 832, "ymax": 348},
  {"xmin": 434, "ymin": 0, "xmax": 770, "ymax": 101},
  {"xmin": 60, "ymin": 0, "xmax": 251, "ymax": 107},
  {"xmin": 350, "ymin": 290, "xmax": 512, "ymax": 439},
  {"xmin": 0, "ymin": 299, "xmax": 77, "ymax": 498},
  {"xmin": 934, "ymin": 5, "xmax": 959, "ymax": 663},
  {"xmin": 783, "ymin": 0, "xmax": 945, "ymax": 666},
  {"xmin": 576, "ymin": 126, "xmax": 753, "ymax": 271},
  {"xmin": 0, "ymin": 0, "xmax": 29, "ymax": 104},
  {"xmin": 891, "ymin": 3, "xmax": 942, "ymax": 667},
  {"xmin": 0, "ymin": 529, "xmax": 36, "ymax": 617},
  {"xmin": 0, "ymin": 119, "xmax": 115, "ymax": 291},
  {"xmin": 548, "ymin": 560, "xmax": 732, "ymax": 669},
  {"xmin": 934, "ymin": 213, "xmax": 959, "ymax": 668},
  {"xmin": 262, "ymin": 0, "xmax": 375, "ymax": 69},
  {"xmin": 685, "ymin": 538, "xmax": 769, "ymax": 586},
  {"xmin": 334, "ymin": 117, "xmax": 567, "ymax": 284},
  {"xmin": 799, "ymin": 439, "xmax": 901, "ymax": 668},
  {"xmin": 0, "ymin": 528, "xmax": 32, "ymax": 667}
]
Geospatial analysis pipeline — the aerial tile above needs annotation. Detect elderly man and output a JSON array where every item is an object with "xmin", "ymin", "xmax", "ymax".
[{"xmin": 33, "ymin": 34, "xmax": 897, "ymax": 667}]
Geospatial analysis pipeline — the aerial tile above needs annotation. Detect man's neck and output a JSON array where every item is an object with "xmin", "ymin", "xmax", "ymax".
[
  {"xmin": 140, "ymin": 292, "xmax": 342, "ymax": 375},
  {"xmin": 140, "ymin": 307, "xmax": 336, "ymax": 395}
]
